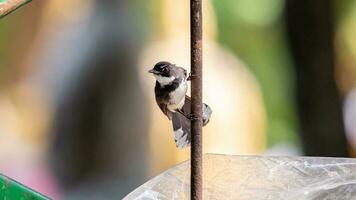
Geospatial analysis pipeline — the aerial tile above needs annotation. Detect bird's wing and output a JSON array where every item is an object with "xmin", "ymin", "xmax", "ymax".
[{"xmin": 158, "ymin": 102, "xmax": 172, "ymax": 120}]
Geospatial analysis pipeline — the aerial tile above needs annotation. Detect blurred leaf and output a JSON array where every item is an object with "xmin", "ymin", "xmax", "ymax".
[
  {"xmin": 0, "ymin": 174, "xmax": 49, "ymax": 200},
  {"xmin": 213, "ymin": 0, "xmax": 299, "ymax": 146}
]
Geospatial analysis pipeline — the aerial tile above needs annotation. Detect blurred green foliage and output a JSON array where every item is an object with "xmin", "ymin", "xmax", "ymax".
[
  {"xmin": 335, "ymin": 0, "xmax": 356, "ymax": 22},
  {"xmin": 213, "ymin": 0, "xmax": 299, "ymax": 147},
  {"xmin": 0, "ymin": 174, "xmax": 49, "ymax": 200}
]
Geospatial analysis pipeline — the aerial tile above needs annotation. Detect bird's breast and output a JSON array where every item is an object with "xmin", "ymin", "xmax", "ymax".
[{"xmin": 168, "ymin": 80, "xmax": 187, "ymax": 111}]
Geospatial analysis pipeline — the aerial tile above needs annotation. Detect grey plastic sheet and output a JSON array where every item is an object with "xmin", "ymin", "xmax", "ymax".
[{"xmin": 124, "ymin": 154, "xmax": 356, "ymax": 200}]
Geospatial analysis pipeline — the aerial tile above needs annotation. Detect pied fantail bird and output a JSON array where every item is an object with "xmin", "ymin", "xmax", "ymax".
[{"xmin": 148, "ymin": 61, "xmax": 212, "ymax": 148}]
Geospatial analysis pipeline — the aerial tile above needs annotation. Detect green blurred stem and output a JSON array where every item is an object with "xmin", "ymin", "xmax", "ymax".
[{"xmin": 0, "ymin": 0, "xmax": 32, "ymax": 19}]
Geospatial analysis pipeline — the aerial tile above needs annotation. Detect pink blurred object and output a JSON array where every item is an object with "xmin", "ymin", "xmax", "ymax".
[
  {"xmin": 344, "ymin": 88, "xmax": 356, "ymax": 150},
  {"xmin": 1, "ymin": 164, "xmax": 61, "ymax": 199}
]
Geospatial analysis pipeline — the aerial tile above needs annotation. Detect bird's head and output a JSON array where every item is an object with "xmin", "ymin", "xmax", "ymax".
[{"xmin": 148, "ymin": 61, "xmax": 175, "ymax": 85}]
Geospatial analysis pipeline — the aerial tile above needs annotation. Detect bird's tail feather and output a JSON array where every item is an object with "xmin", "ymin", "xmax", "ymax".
[
  {"xmin": 171, "ymin": 95, "xmax": 212, "ymax": 149},
  {"xmin": 172, "ymin": 112, "xmax": 191, "ymax": 149}
]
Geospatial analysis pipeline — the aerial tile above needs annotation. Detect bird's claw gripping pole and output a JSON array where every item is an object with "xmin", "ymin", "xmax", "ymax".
[{"xmin": 190, "ymin": 0, "xmax": 203, "ymax": 199}]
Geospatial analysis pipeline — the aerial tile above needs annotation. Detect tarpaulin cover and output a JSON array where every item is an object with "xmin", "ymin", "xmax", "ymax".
[{"xmin": 124, "ymin": 154, "xmax": 356, "ymax": 200}]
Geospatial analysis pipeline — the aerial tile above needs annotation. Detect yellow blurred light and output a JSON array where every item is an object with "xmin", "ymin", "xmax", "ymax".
[
  {"xmin": 140, "ymin": 0, "xmax": 266, "ymax": 176},
  {"xmin": 160, "ymin": 0, "xmax": 217, "ymax": 40},
  {"xmin": 43, "ymin": 0, "xmax": 94, "ymax": 24}
]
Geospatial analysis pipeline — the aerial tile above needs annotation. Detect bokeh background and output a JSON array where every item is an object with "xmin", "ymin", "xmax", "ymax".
[{"xmin": 1, "ymin": 0, "xmax": 356, "ymax": 198}]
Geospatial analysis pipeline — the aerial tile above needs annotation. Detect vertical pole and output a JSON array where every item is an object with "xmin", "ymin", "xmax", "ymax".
[{"xmin": 190, "ymin": 0, "xmax": 202, "ymax": 199}]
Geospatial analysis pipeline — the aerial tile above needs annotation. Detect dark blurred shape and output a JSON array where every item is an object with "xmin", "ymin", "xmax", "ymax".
[
  {"xmin": 286, "ymin": 0, "xmax": 349, "ymax": 156},
  {"xmin": 45, "ymin": 0, "xmax": 149, "ymax": 198}
]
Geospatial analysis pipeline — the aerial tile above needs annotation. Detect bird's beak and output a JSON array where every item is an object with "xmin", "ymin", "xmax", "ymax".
[{"xmin": 148, "ymin": 69, "xmax": 159, "ymax": 74}]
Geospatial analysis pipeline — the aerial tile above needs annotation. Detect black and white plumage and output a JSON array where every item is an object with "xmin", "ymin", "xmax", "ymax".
[{"xmin": 148, "ymin": 61, "xmax": 212, "ymax": 149}]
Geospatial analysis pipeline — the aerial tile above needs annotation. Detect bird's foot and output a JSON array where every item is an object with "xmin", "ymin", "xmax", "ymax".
[
  {"xmin": 187, "ymin": 72, "xmax": 195, "ymax": 81},
  {"xmin": 189, "ymin": 114, "xmax": 200, "ymax": 121}
]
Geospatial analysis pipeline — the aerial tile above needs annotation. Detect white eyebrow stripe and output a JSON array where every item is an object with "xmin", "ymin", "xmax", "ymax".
[{"xmin": 154, "ymin": 75, "xmax": 175, "ymax": 86}]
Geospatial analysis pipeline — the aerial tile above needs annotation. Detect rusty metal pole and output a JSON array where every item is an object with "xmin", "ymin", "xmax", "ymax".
[{"xmin": 190, "ymin": 0, "xmax": 202, "ymax": 199}]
